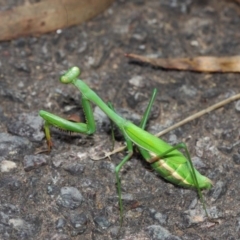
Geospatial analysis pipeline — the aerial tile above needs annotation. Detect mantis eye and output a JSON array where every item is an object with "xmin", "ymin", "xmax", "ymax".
[{"xmin": 60, "ymin": 66, "xmax": 81, "ymax": 84}]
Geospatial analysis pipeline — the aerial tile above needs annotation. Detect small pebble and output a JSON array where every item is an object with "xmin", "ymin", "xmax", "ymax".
[
  {"xmin": 235, "ymin": 100, "xmax": 240, "ymax": 112},
  {"xmin": 23, "ymin": 155, "xmax": 49, "ymax": 172},
  {"xmin": 56, "ymin": 187, "xmax": 83, "ymax": 209},
  {"xmin": 0, "ymin": 160, "xmax": 17, "ymax": 172},
  {"xmin": 94, "ymin": 216, "xmax": 111, "ymax": 230}
]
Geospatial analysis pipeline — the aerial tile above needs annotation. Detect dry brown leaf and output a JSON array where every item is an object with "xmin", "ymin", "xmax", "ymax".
[
  {"xmin": 126, "ymin": 53, "xmax": 240, "ymax": 73},
  {"xmin": 67, "ymin": 114, "xmax": 81, "ymax": 123},
  {"xmin": 0, "ymin": 0, "xmax": 114, "ymax": 41},
  {"xmin": 228, "ymin": 0, "xmax": 240, "ymax": 4}
]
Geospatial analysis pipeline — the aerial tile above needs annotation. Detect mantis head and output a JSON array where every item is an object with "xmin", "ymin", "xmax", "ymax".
[{"xmin": 60, "ymin": 66, "xmax": 81, "ymax": 84}]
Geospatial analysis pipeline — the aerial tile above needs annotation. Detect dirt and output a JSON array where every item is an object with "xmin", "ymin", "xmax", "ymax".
[{"xmin": 0, "ymin": 0, "xmax": 240, "ymax": 239}]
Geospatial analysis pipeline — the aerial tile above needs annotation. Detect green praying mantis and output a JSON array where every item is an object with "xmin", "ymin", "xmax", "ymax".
[{"xmin": 39, "ymin": 66, "xmax": 212, "ymax": 224}]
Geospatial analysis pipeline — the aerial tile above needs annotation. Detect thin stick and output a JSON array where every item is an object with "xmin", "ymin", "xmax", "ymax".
[
  {"xmin": 91, "ymin": 145, "xmax": 125, "ymax": 161},
  {"xmin": 156, "ymin": 93, "xmax": 240, "ymax": 137},
  {"xmin": 91, "ymin": 93, "xmax": 240, "ymax": 159}
]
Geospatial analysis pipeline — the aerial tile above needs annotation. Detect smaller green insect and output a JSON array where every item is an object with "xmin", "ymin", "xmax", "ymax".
[{"xmin": 39, "ymin": 66, "xmax": 212, "ymax": 224}]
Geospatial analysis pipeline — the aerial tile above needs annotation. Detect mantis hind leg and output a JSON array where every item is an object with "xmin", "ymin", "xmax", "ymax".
[
  {"xmin": 150, "ymin": 142, "xmax": 209, "ymax": 218},
  {"xmin": 137, "ymin": 90, "xmax": 210, "ymax": 218},
  {"xmin": 141, "ymin": 140, "xmax": 210, "ymax": 219}
]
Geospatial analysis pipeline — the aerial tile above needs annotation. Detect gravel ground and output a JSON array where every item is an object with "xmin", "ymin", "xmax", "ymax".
[{"xmin": 0, "ymin": 0, "xmax": 240, "ymax": 239}]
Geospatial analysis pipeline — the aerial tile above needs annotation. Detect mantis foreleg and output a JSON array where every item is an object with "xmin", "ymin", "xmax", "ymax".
[{"xmin": 39, "ymin": 95, "xmax": 96, "ymax": 150}]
